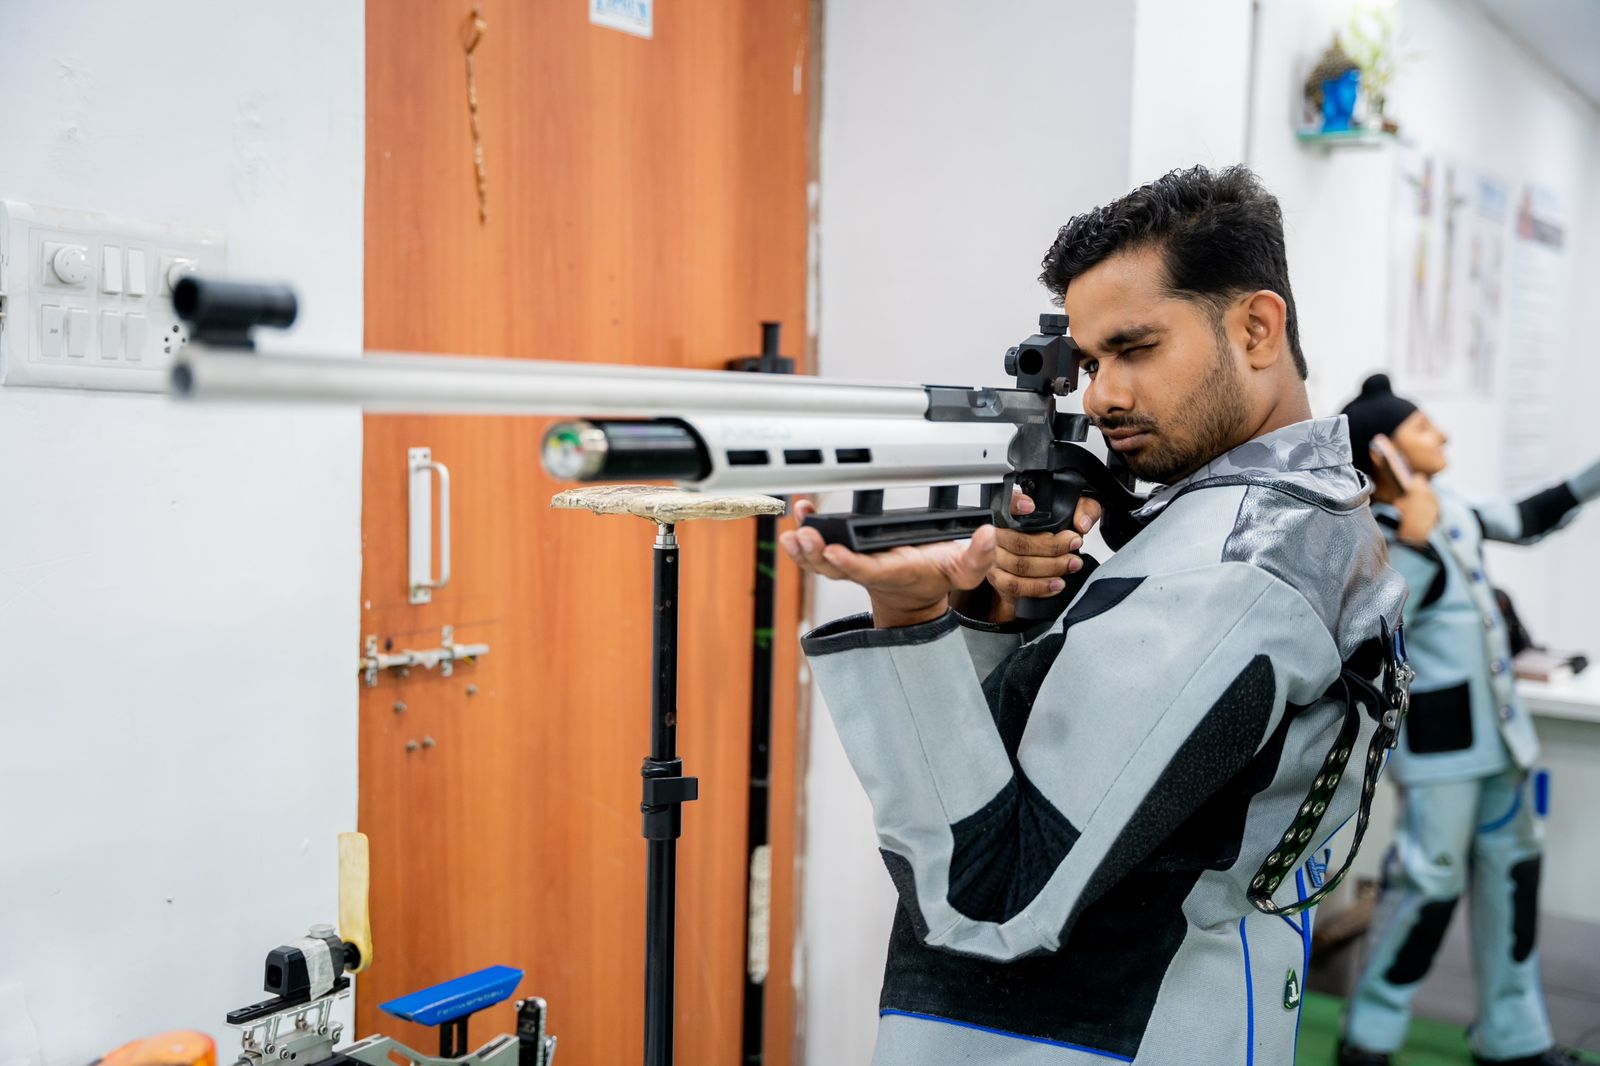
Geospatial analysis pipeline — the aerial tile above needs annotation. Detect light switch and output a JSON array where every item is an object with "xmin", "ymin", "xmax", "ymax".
[
  {"xmin": 41, "ymin": 305, "xmax": 66, "ymax": 357},
  {"xmin": 100, "ymin": 310, "xmax": 124, "ymax": 360},
  {"xmin": 66, "ymin": 307, "xmax": 91, "ymax": 357},
  {"xmin": 101, "ymin": 245, "xmax": 124, "ymax": 293},
  {"xmin": 126, "ymin": 248, "xmax": 148, "ymax": 296},
  {"xmin": 124, "ymin": 313, "xmax": 147, "ymax": 361}
]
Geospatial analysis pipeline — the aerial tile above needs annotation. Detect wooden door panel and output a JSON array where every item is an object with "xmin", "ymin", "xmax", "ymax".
[{"xmin": 362, "ymin": 2, "xmax": 809, "ymax": 1063}]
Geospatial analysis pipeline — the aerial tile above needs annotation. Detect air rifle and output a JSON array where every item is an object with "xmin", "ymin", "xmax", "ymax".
[{"xmin": 171, "ymin": 278, "xmax": 1147, "ymax": 620}]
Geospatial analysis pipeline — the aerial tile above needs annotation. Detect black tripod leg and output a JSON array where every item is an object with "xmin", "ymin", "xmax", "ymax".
[
  {"xmin": 641, "ymin": 523, "xmax": 698, "ymax": 1066},
  {"xmin": 740, "ymin": 510, "xmax": 778, "ymax": 1065}
]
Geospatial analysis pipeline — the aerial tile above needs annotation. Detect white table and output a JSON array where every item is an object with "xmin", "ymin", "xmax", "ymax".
[
  {"xmin": 1518, "ymin": 670, "xmax": 1600, "ymax": 921},
  {"xmin": 1519, "ymin": 667, "xmax": 1600, "ymax": 725}
]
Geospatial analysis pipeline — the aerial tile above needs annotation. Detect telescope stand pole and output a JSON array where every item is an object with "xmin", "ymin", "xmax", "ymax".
[{"xmin": 642, "ymin": 522, "xmax": 698, "ymax": 1066}]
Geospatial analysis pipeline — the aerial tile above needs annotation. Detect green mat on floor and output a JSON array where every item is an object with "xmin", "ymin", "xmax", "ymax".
[{"xmin": 1297, "ymin": 993, "xmax": 1600, "ymax": 1065}]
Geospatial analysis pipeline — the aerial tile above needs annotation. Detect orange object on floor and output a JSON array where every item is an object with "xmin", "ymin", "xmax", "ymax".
[{"xmin": 94, "ymin": 1031, "xmax": 215, "ymax": 1066}]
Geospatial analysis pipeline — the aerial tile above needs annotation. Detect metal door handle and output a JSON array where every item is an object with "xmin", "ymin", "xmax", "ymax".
[
  {"xmin": 430, "ymin": 458, "xmax": 451, "ymax": 591},
  {"xmin": 409, "ymin": 447, "xmax": 452, "ymax": 603}
]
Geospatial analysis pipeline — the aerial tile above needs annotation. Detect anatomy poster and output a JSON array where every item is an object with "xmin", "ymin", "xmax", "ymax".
[
  {"xmin": 1388, "ymin": 147, "xmax": 1509, "ymax": 396},
  {"xmin": 1500, "ymin": 183, "xmax": 1570, "ymax": 495}
]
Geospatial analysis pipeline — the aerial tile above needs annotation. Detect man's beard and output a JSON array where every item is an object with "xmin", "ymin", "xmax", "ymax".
[{"xmin": 1096, "ymin": 341, "xmax": 1249, "ymax": 485}]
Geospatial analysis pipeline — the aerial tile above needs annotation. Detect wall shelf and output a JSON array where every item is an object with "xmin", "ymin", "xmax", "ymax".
[{"xmin": 1295, "ymin": 127, "xmax": 1402, "ymax": 149}]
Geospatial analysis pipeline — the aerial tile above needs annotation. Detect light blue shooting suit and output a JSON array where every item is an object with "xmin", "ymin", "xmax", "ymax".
[{"xmin": 1344, "ymin": 457, "xmax": 1600, "ymax": 1060}]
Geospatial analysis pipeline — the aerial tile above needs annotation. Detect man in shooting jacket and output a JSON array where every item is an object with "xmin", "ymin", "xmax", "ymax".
[
  {"xmin": 781, "ymin": 166, "xmax": 1409, "ymax": 1064},
  {"xmin": 1338, "ymin": 375, "xmax": 1600, "ymax": 1066}
]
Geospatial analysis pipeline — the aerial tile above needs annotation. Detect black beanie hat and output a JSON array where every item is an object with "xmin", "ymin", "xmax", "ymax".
[{"xmin": 1340, "ymin": 373, "xmax": 1417, "ymax": 477}]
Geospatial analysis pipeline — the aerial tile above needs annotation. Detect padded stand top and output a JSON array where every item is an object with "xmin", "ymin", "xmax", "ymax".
[
  {"xmin": 379, "ymin": 964, "xmax": 524, "ymax": 1026},
  {"xmin": 551, "ymin": 485, "xmax": 785, "ymax": 524}
]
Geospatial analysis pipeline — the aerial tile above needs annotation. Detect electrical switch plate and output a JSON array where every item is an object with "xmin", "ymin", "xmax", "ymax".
[{"xmin": 0, "ymin": 200, "xmax": 224, "ymax": 391}]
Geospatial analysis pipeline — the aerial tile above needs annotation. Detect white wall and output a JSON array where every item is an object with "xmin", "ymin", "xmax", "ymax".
[
  {"xmin": 1543, "ymin": 48, "xmax": 1600, "ymax": 663},
  {"xmin": 806, "ymin": 3, "xmax": 1136, "ymax": 1061},
  {"xmin": 1129, "ymin": 0, "xmax": 1255, "ymax": 181},
  {"xmin": 0, "ymin": 4, "xmax": 364, "ymax": 1063}
]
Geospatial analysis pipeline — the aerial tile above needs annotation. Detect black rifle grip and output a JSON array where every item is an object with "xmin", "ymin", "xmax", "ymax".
[
  {"xmin": 999, "ymin": 470, "xmax": 1088, "ymax": 624},
  {"xmin": 1014, "ymin": 577, "xmax": 1077, "ymax": 623}
]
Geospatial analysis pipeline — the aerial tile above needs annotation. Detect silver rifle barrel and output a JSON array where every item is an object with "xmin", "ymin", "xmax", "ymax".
[
  {"xmin": 171, "ymin": 346, "xmax": 931, "ymax": 419},
  {"xmin": 171, "ymin": 345, "xmax": 1019, "ymax": 493}
]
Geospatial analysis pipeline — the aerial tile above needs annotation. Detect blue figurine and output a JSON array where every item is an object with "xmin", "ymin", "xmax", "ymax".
[{"xmin": 1323, "ymin": 68, "xmax": 1361, "ymax": 132}]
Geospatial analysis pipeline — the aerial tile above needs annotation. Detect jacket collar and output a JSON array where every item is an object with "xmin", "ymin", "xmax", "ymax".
[{"xmin": 1133, "ymin": 416, "xmax": 1368, "ymax": 520}]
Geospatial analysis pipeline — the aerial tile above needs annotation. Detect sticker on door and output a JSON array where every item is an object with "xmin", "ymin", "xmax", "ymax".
[{"xmin": 590, "ymin": 0, "xmax": 652, "ymax": 39}]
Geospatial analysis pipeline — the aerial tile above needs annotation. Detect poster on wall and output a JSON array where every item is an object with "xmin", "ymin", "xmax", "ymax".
[
  {"xmin": 1387, "ymin": 147, "xmax": 1509, "ymax": 397},
  {"xmin": 1500, "ymin": 184, "xmax": 1570, "ymax": 496}
]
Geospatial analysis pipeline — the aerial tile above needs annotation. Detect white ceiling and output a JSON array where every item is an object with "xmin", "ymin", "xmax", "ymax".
[{"xmin": 1469, "ymin": 0, "xmax": 1600, "ymax": 109}]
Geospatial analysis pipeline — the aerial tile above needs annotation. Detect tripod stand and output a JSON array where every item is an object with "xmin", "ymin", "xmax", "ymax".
[
  {"xmin": 642, "ymin": 519, "xmax": 692, "ymax": 1066},
  {"xmin": 551, "ymin": 486, "xmax": 785, "ymax": 1066}
]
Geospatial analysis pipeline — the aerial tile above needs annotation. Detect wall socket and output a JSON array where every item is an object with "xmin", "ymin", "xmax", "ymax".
[{"xmin": 0, "ymin": 200, "xmax": 224, "ymax": 392}]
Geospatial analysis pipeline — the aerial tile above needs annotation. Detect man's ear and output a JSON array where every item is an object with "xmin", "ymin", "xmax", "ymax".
[{"xmin": 1240, "ymin": 290, "xmax": 1287, "ymax": 370}]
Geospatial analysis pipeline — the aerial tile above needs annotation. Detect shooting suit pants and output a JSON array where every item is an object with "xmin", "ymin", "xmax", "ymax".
[{"xmin": 1345, "ymin": 769, "xmax": 1548, "ymax": 1059}]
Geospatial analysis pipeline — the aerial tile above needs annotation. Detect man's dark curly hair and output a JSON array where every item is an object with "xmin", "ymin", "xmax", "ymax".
[{"xmin": 1040, "ymin": 165, "xmax": 1307, "ymax": 379}]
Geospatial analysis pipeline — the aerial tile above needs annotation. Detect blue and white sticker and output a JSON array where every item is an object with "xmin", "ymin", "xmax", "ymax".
[{"xmin": 590, "ymin": 0, "xmax": 652, "ymax": 39}]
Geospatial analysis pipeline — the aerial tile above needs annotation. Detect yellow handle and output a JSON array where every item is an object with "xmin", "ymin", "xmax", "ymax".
[{"xmin": 338, "ymin": 831, "xmax": 373, "ymax": 972}]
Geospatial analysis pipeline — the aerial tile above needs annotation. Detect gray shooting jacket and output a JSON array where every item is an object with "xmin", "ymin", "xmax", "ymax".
[
  {"xmin": 1374, "ymin": 457, "xmax": 1600, "ymax": 786},
  {"xmin": 803, "ymin": 416, "xmax": 1408, "ymax": 1065}
]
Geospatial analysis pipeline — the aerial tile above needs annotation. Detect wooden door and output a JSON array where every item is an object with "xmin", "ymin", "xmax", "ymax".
[{"xmin": 359, "ymin": 3, "xmax": 811, "ymax": 1064}]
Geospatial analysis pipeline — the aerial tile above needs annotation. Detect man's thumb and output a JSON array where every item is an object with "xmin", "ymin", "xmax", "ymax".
[{"xmin": 954, "ymin": 526, "xmax": 997, "ymax": 587}]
